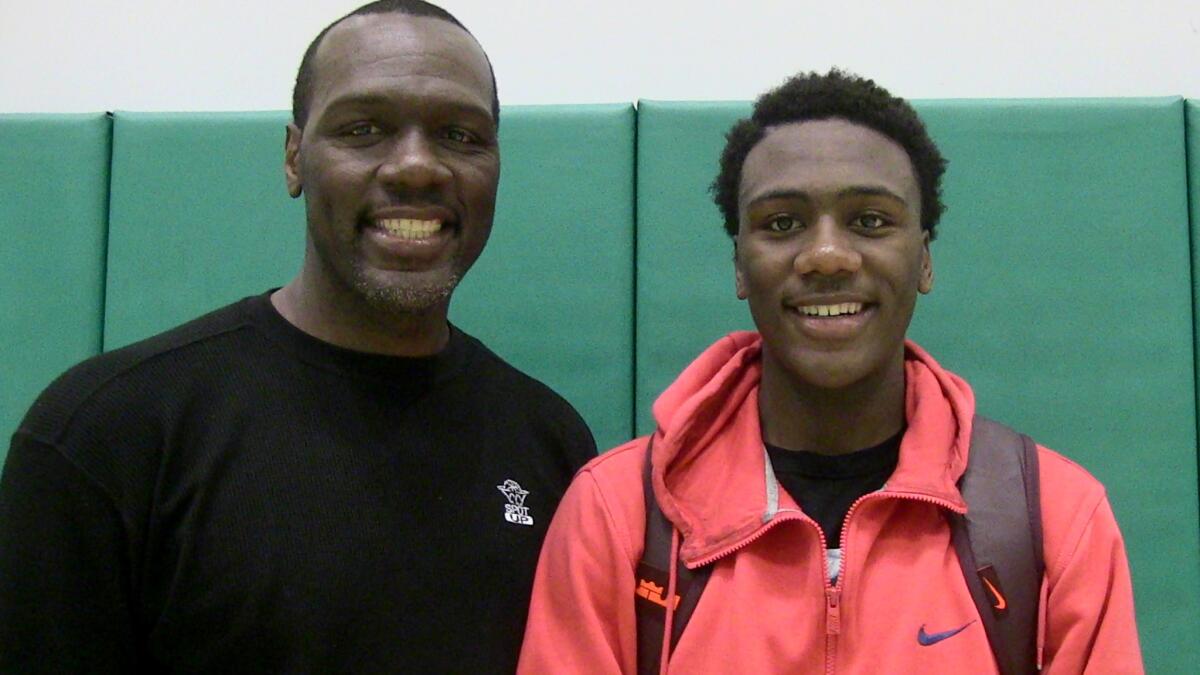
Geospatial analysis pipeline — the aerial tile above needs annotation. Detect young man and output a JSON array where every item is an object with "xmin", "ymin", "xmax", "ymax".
[
  {"xmin": 0, "ymin": 2, "xmax": 595, "ymax": 671},
  {"xmin": 519, "ymin": 70, "xmax": 1141, "ymax": 673}
]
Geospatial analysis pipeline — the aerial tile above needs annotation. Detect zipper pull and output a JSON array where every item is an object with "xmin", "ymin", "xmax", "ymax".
[{"xmin": 825, "ymin": 588, "xmax": 841, "ymax": 636}]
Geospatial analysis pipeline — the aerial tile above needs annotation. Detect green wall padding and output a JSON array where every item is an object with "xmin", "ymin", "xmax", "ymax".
[
  {"xmin": 450, "ymin": 105, "xmax": 635, "ymax": 450},
  {"xmin": 635, "ymin": 97, "xmax": 1199, "ymax": 671},
  {"xmin": 104, "ymin": 106, "xmax": 634, "ymax": 450},
  {"xmin": 105, "ymin": 111, "xmax": 305, "ymax": 349},
  {"xmin": 635, "ymin": 101, "xmax": 753, "ymax": 429},
  {"xmin": 0, "ymin": 114, "xmax": 111, "ymax": 461}
]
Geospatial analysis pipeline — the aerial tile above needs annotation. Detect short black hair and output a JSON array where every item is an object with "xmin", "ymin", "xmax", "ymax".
[
  {"xmin": 292, "ymin": 0, "xmax": 500, "ymax": 129},
  {"xmin": 711, "ymin": 68, "xmax": 946, "ymax": 240}
]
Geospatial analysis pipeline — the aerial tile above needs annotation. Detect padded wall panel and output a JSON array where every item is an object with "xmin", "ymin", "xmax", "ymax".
[
  {"xmin": 105, "ymin": 106, "xmax": 634, "ymax": 450},
  {"xmin": 0, "ymin": 114, "xmax": 110, "ymax": 460},
  {"xmin": 105, "ymin": 111, "xmax": 305, "ymax": 349},
  {"xmin": 636, "ymin": 97, "xmax": 1198, "ymax": 671},
  {"xmin": 450, "ymin": 105, "xmax": 635, "ymax": 450},
  {"xmin": 635, "ymin": 100, "xmax": 752, "ymax": 434}
]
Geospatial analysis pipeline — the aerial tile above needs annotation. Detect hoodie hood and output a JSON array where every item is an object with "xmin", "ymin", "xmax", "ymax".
[{"xmin": 649, "ymin": 332, "xmax": 976, "ymax": 565}]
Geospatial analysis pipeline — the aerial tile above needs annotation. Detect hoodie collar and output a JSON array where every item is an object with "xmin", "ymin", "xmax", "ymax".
[{"xmin": 650, "ymin": 333, "xmax": 975, "ymax": 565}]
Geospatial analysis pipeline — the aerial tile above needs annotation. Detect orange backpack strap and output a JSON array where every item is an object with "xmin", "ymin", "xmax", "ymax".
[{"xmin": 635, "ymin": 437, "xmax": 711, "ymax": 675}]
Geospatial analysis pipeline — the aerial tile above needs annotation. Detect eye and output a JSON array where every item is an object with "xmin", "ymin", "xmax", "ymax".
[
  {"xmin": 342, "ymin": 122, "xmax": 384, "ymax": 138},
  {"xmin": 444, "ymin": 127, "xmax": 479, "ymax": 144},
  {"xmin": 853, "ymin": 213, "xmax": 890, "ymax": 230},
  {"xmin": 765, "ymin": 215, "xmax": 802, "ymax": 232}
]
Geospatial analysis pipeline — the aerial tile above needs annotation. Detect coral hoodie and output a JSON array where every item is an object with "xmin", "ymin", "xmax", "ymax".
[{"xmin": 519, "ymin": 333, "xmax": 1142, "ymax": 674}]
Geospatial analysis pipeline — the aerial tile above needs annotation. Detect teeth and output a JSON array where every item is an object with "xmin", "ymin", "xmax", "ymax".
[
  {"xmin": 799, "ymin": 302, "xmax": 863, "ymax": 317},
  {"xmin": 378, "ymin": 218, "xmax": 442, "ymax": 240}
]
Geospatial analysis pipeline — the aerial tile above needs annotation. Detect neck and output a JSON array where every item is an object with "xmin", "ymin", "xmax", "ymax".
[
  {"xmin": 758, "ymin": 348, "xmax": 907, "ymax": 455},
  {"xmin": 272, "ymin": 270, "xmax": 450, "ymax": 358}
]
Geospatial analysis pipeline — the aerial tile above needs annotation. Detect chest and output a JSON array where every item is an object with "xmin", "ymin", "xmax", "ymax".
[{"xmin": 133, "ymin": 384, "xmax": 567, "ymax": 669}]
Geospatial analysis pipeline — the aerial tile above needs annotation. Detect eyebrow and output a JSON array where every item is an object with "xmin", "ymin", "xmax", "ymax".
[
  {"xmin": 322, "ymin": 92, "xmax": 493, "ymax": 121},
  {"xmin": 747, "ymin": 186, "xmax": 909, "ymax": 207}
]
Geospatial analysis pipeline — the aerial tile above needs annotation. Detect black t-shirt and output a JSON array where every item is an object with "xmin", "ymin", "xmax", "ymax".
[
  {"xmin": 766, "ymin": 431, "xmax": 902, "ymax": 548},
  {"xmin": 0, "ymin": 292, "xmax": 596, "ymax": 674}
]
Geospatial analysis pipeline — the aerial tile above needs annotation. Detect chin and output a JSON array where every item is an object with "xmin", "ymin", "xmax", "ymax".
[
  {"xmin": 354, "ymin": 268, "xmax": 462, "ymax": 315},
  {"xmin": 780, "ymin": 348, "xmax": 890, "ymax": 393},
  {"xmin": 793, "ymin": 367, "xmax": 872, "ymax": 392}
]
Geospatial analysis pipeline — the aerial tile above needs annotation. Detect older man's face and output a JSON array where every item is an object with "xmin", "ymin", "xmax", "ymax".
[{"xmin": 285, "ymin": 13, "xmax": 500, "ymax": 315}]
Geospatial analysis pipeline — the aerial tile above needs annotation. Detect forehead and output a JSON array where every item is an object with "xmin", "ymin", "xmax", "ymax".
[
  {"xmin": 309, "ymin": 13, "xmax": 493, "ymax": 116},
  {"xmin": 739, "ymin": 119, "xmax": 919, "ymax": 207}
]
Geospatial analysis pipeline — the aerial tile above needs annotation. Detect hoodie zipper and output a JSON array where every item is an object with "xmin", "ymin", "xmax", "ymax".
[
  {"xmin": 825, "ymin": 489, "xmax": 962, "ymax": 675},
  {"xmin": 683, "ymin": 480, "xmax": 963, "ymax": 673}
]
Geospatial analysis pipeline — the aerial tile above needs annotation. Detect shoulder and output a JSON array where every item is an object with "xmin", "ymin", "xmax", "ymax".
[
  {"xmin": 580, "ymin": 437, "xmax": 647, "ymax": 484},
  {"xmin": 454, "ymin": 330, "xmax": 597, "ymax": 448},
  {"xmin": 1036, "ymin": 445, "xmax": 1108, "ymax": 519},
  {"xmin": 456, "ymin": 332, "xmax": 573, "ymax": 407},
  {"xmin": 547, "ymin": 438, "xmax": 650, "ymax": 564},
  {"xmin": 1035, "ymin": 444, "xmax": 1114, "ymax": 581},
  {"xmin": 16, "ymin": 297, "xmax": 261, "ymax": 446}
]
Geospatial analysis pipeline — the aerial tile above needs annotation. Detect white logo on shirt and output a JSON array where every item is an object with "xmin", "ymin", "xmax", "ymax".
[{"xmin": 497, "ymin": 479, "xmax": 534, "ymax": 526}]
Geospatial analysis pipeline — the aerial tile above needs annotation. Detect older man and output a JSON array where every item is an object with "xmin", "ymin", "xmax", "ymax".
[{"xmin": 0, "ymin": 1, "xmax": 595, "ymax": 671}]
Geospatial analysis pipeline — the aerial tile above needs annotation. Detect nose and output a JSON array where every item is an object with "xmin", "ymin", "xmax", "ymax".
[
  {"xmin": 377, "ymin": 129, "xmax": 452, "ymax": 191},
  {"xmin": 793, "ymin": 217, "xmax": 862, "ymax": 277}
]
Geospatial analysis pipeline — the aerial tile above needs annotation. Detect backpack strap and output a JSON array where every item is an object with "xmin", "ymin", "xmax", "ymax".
[
  {"xmin": 951, "ymin": 415, "xmax": 1044, "ymax": 675},
  {"xmin": 635, "ymin": 437, "xmax": 712, "ymax": 675}
]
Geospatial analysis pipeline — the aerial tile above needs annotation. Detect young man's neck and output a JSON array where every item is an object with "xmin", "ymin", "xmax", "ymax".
[
  {"xmin": 271, "ymin": 275, "xmax": 450, "ymax": 358},
  {"xmin": 758, "ymin": 354, "xmax": 907, "ymax": 456}
]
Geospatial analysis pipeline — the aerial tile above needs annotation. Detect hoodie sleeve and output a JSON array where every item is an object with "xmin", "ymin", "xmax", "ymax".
[
  {"xmin": 1040, "ymin": 454, "xmax": 1143, "ymax": 674},
  {"xmin": 519, "ymin": 467, "xmax": 640, "ymax": 674}
]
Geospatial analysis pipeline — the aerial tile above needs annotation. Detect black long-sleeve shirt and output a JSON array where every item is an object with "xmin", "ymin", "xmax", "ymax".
[{"xmin": 0, "ymin": 293, "xmax": 596, "ymax": 673}]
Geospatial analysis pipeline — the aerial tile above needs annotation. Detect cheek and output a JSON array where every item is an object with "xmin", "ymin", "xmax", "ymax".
[
  {"xmin": 464, "ymin": 164, "xmax": 500, "ymax": 207},
  {"xmin": 741, "ymin": 250, "xmax": 792, "ymax": 291},
  {"xmin": 303, "ymin": 146, "xmax": 366, "ymax": 191},
  {"xmin": 879, "ymin": 241, "xmax": 927, "ymax": 289}
]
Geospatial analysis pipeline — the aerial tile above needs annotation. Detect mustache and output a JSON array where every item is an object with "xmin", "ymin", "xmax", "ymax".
[
  {"xmin": 801, "ymin": 278, "xmax": 858, "ymax": 294},
  {"xmin": 372, "ymin": 197, "xmax": 454, "ymax": 211},
  {"xmin": 359, "ymin": 194, "xmax": 459, "ymax": 225}
]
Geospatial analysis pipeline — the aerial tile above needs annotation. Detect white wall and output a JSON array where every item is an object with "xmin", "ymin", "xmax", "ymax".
[{"xmin": 3, "ymin": 0, "xmax": 1199, "ymax": 113}]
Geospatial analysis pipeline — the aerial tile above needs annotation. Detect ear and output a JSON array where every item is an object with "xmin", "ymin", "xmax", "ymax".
[
  {"xmin": 918, "ymin": 229, "xmax": 934, "ymax": 294},
  {"xmin": 734, "ymin": 237, "xmax": 749, "ymax": 300},
  {"xmin": 284, "ymin": 123, "xmax": 303, "ymax": 198}
]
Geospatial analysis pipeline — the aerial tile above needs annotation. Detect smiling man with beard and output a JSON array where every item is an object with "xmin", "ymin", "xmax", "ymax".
[
  {"xmin": 0, "ymin": 2, "xmax": 595, "ymax": 672},
  {"xmin": 520, "ymin": 70, "xmax": 1141, "ymax": 674}
]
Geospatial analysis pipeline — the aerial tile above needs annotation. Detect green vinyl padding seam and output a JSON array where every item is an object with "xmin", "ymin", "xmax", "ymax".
[
  {"xmin": 1188, "ymin": 98, "xmax": 1200, "ymax": 574},
  {"xmin": 634, "ymin": 97, "xmax": 1199, "ymax": 672},
  {"xmin": 0, "ymin": 114, "xmax": 111, "ymax": 461},
  {"xmin": 104, "ymin": 106, "xmax": 635, "ymax": 451}
]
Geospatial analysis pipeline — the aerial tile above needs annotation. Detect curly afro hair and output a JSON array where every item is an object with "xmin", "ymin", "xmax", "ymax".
[{"xmin": 711, "ymin": 69, "xmax": 946, "ymax": 240}]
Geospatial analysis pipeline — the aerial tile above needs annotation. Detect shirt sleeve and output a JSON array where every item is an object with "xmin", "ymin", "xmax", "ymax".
[
  {"xmin": 518, "ymin": 468, "xmax": 638, "ymax": 674},
  {"xmin": 0, "ymin": 433, "xmax": 139, "ymax": 672}
]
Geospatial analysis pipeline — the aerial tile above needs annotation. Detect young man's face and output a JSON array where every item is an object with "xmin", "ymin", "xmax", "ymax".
[
  {"xmin": 285, "ymin": 13, "xmax": 500, "ymax": 315},
  {"xmin": 735, "ymin": 119, "xmax": 932, "ymax": 393}
]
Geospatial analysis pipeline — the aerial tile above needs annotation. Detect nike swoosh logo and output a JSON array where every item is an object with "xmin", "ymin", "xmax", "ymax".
[
  {"xmin": 982, "ymin": 577, "xmax": 1007, "ymax": 610},
  {"xmin": 917, "ymin": 621, "xmax": 976, "ymax": 646}
]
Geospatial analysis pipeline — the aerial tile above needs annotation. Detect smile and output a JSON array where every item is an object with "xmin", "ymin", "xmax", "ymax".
[
  {"xmin": 377, "ymin": 218, "xmax": 443, "ymax": 240},
  {"xmin": 797, "ymin": 302, "xmax": 863, "ymax": 317}
]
